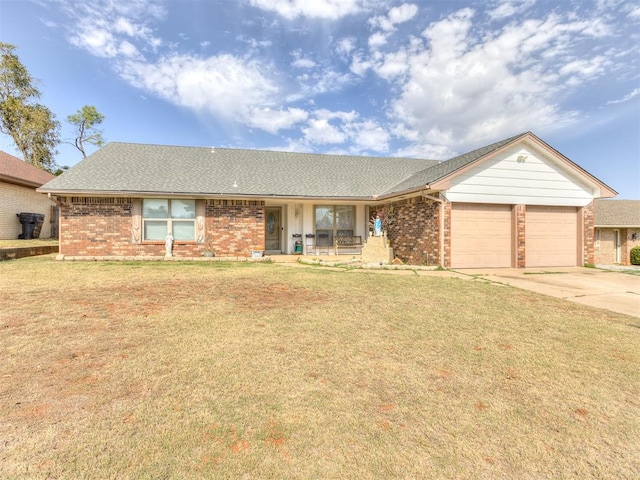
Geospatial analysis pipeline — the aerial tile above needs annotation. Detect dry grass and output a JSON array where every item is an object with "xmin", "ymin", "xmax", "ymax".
[{"xmin": 1, "ymin": 256, "xmax": 639, "ymax": 479}]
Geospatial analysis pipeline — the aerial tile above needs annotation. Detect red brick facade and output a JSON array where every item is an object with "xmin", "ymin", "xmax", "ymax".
[
  {"xmin": 381, "ymin": 197, "xmax": 442, "ymax": 266},
  {"xmin": 515, "ymin": 205, "xmax": 526, "ymax": 268},
  {"xmin": 58, "ymin": 196, "xmax": 596, "ymax": 266},
  {"xmin": 205, "ymin": 200, "xmax": 264, "ymax": 256},
  {"xmin": 582, "ymin": 202, "xmax": 595, "ymax": 265},
  {"xmin": 58, "ymin": 197, "xmax": 264, "ymax": 258}
]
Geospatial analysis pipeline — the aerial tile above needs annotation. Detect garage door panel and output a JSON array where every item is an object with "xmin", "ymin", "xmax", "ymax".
[
  {"xmin": 526, "ymin": 206, "xmax": 577, "ymax": 267},
  {"xmin": 451, "ymin": 204, "xmax": 512, "ymax": 268}
]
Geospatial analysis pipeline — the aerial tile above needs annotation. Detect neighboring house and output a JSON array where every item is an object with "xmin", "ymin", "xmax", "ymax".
[
  {"xmin": 0, "ymin": 150, "xmax": 56, "ymax": 240},
  {"xmin": 594, "ymin": 199, "xmax": 640, "ymax": 265},
  {"xmin": 38, "ymin": 132, "xmax": 616, "ymax": 268}
]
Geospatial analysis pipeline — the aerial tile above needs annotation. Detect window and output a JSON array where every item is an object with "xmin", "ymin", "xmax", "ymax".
[
  {"xmin": 314, "ymin": 205, "xmax": 355, "ymax": 245},
  {"xmin": 143, "ymin": 199, "xmax": 195, "ymax": 241}
]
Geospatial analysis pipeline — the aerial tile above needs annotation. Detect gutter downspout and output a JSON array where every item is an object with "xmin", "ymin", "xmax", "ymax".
[{"xmin": 421, "ymin": 191, "xmax": 446, "ymax": 268}]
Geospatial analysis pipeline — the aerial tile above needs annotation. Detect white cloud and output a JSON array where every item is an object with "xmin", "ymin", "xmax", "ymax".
[
  {"xmin": 349, "ymin": 53, "xmax": 372, "ymax": 76},
  {"xmin": 367, "ymin": 4, "xmax": 418, "ymax": 52},
  {"xmin": 383, "ymin": 7, "xmax": 617, "ymax": 149},
  {"xmin": 374, "ymin": 49, "xmax": 409, "ymax": 80},
  {"xmin": 336, "ymin": 37, "xmax": 356, "ymax": 59},
  {"xmin": 629, "ymin": 6, "xmax": 640, "ymax": 19},
  {"xmin": 64, "ymin": 0, "xmax": 163, "ymax": 56},
  {"xmin": 71, "ymin": 24, "xmax": 118, "ymax": 57},
  {"xmin": 303, "ymin": 119, "xmax": 347, "ymax": 144},
  {"xmin": 292, "ymin": 58, "xmax": 317, "ymax": 69},
  {"xmin": 488, "ymin": 0, "xmax": 536, "ymax": 20},
  {"xmin": 394, "ymin": 143, "xmax": 455, "ymax": 160},
  {"xmin": 246, "ymin": 107, "xmax": 308, "ymax": 133},
  {"xmin": 559, "ymin": 56, "xmax": 609, "ymax": 86},
  {"xmin": 298, "ymin": 110, "xmax": 389, "ymax": 153},
  {"xmin": 296, "ymin": 69, "xmax": 354, "ymax": 98},
  {"xmin": 388, "ymin": 4, "xmax": 419, "ymax": 25},
  {"xmin": 607, "ymin": 87, "xmax": 640, "ymax": 105},
  {"xmin": 369, "ymin": 3, "xmax": 418, "ymax": 32},
  {"xmin": 368, "ymin": 32, "xmax": 388, "ymax": 49},
  {"xmin": 350, "ymin": 119, "xmax": 390, "ymax": 152},
  {"xmin": 291, "ymin": 50, "xmax": 317, "ymax": 69},
  {"xmin": 120, "ymin": 53, "xmax": 281, "ymax": 124},
  {"xmin": 248, "ymin": 0, "xmax": 366, "ymax": 20}
]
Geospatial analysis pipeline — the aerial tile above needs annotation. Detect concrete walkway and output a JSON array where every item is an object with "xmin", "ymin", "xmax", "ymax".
[{"xmin": 453, "ymin": 267, "xmax": 640, "ymax": 318}]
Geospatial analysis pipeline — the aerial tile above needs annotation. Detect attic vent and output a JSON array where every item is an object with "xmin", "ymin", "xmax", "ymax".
[{"xmin": 70, "ymin": 197, "xmax": 132, "ymax": 204}]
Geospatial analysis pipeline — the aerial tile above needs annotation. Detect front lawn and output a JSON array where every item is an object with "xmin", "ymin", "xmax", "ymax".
[{"xmin": 1, "ymin": 257, "xmax": 638, "ymax": 479}]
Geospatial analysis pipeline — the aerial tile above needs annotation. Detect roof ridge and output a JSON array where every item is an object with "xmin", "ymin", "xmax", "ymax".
[{"xmin": 102, "ymin": 141, "xmax": 435, "ymax": 162}]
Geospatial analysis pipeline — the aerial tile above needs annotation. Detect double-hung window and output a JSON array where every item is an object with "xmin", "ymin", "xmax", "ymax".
[{"xmin": 142, "ymin": 199, "xmax": 195, "ymax": 241}]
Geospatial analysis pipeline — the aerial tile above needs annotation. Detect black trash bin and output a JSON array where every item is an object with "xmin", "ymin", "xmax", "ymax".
[{"xmin": 17, "ymin": 213, "xmax": 45, "ymax": 239}]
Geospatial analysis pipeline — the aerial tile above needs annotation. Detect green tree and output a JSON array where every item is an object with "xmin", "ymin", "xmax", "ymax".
[
  {"xmin": 0, "ymin": 42, "xmax": 60, "ymax": 172},
  {"xmin": 67, "ymin": 105, "xmax": 105, "ymax": 158}
]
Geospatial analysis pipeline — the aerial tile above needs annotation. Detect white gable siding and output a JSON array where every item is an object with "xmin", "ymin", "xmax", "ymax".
[{"xmin": 445, "ymin": 146, "xmax": 596, "ymax": 206}]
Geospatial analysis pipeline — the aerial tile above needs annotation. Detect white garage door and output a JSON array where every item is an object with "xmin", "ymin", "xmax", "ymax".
[
  {"xmin": 451, "ymin": 204, "xmax": 513, "ymax": 268},
  {"xmin": 526, "ymin": 206, "xmax": 578, "ymax": 267}
]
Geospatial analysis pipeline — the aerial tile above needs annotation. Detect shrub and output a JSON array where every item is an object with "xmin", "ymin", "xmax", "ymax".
[{"xmin": 631, "ymin": 246, "xmax": 640, "ymax": 265}]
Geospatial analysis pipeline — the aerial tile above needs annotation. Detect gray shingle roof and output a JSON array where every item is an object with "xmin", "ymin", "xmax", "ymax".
[
  {"xmin": 594, "ymin": 199, "xmax": 640, "ymax": 227},
  {"xmin": 40, "ymin": 132, "xmax": 607, "ymax": 200},
  {"xmin": 40, "ymin": 144, "xmax": 438, "ymax": 198}
]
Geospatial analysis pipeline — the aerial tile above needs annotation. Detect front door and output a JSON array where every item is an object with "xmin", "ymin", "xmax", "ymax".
[
  {"xmin": 614, "ymin": 229, "xmax": 621, "ymax": 263},
  {"xmin": 265, "ymin": 207, "xmax": 282, "ymax": 252}
]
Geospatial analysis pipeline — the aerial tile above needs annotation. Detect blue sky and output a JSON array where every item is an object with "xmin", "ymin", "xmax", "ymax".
[{"xmin": 0, "ymin": 0, "xmax": 638, "ymax": 199}]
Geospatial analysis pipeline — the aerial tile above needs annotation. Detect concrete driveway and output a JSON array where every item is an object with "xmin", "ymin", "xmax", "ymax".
[{"xmin": 453, "ymin": 267, "xmax": 640, "ymax": 318}]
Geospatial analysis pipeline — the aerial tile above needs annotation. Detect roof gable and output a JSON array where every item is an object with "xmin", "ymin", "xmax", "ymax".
[
  {"xmin": 0, "ymin": 150, "xmax": 55, "ymax": 188},
  {"xmin": 383, "ymin": 133, "xmax": 526, "ymax": 196},
  {"xmin": 426, "ymin": 132, "xmax": 616, "ymax": 199}
]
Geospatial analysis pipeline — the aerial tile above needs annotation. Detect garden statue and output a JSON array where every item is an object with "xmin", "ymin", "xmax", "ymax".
[
  {"xmin": 165, "ymin": 232, "xmax": 173, "ymax": 257},
  {"xmin": 374, "ymin": 214, "xmax": 382, "ymax": 237}
]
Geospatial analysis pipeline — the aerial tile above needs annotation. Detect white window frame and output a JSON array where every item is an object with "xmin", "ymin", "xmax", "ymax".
[
  {"xmin": 142, "ymin": 199, "xmax": 196, "ymax": 241},
  {"xmin": 314, "ymin": 205, "xmax": 356, "ymax": 246}
]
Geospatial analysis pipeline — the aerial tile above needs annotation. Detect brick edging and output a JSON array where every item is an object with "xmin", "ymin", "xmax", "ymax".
[{"xmin": 0, "ymin": 245, "xmax": 59, "ymax": 261}]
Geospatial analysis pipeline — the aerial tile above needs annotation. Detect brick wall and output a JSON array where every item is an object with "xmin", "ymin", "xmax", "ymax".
[
  {"xmin": 60, "ymin": 197, "xmax": 136, "ymax": 256},
  {"xmin": 441, "ymin": 200, "xmax": 451, "ymax": 268},
  {"xmin": 205, "ymin": 200, "xmax": 264, "ymax": 256},
  {"xmin": 515, "ymin": 205, "xmax": 526, "ymax": 268},
  {"xmin": 1, "ymin": 182, "xmax": 55, "ymax": 239},
  {"xmin": 582, "ymin": 202, "xmax": 595, "ymax": 265},
  {"xmin": 378, "ymin": 197, "xmax": 441, "ymax": 266},
  {"xmin": 595, "ymin": 227, "xmax": 640, "ymax": 265},
  {"xmin": 59, "ymin": 197, "xmax": 265, "ymax": 258},
  {"xmin": 623, "ymin": 229, "xmax": 640, "ymax": 265}
]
